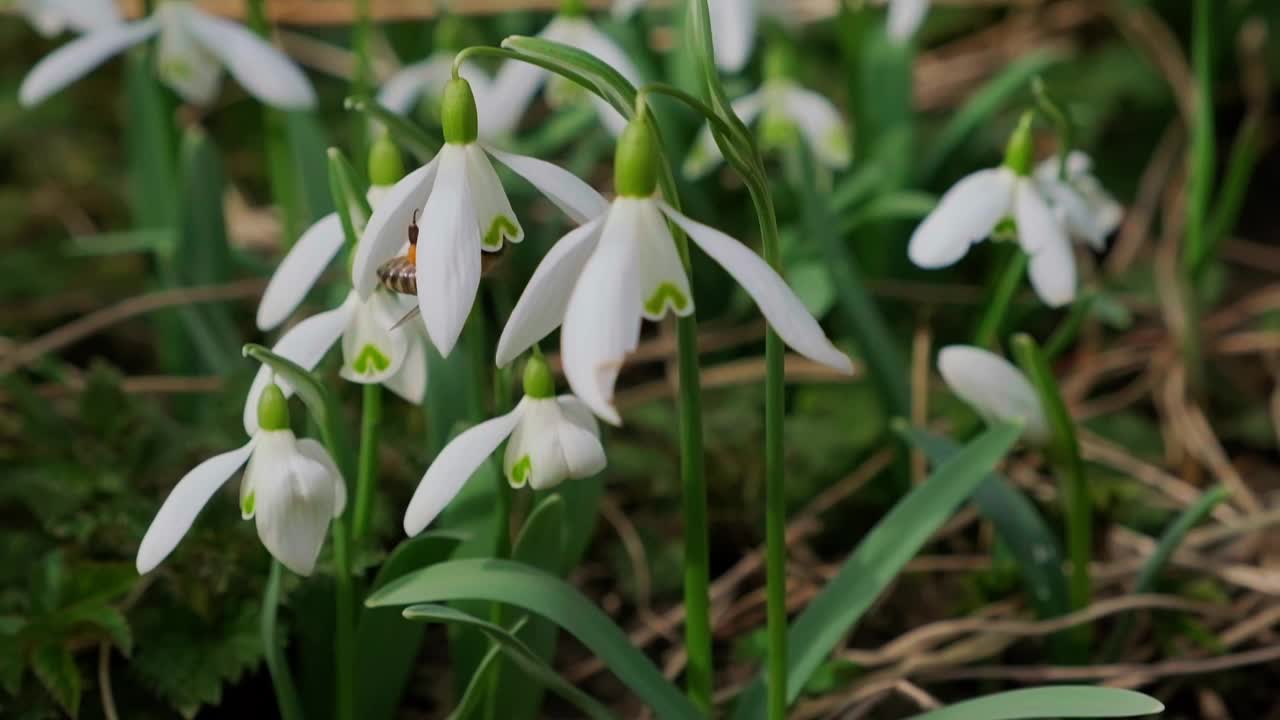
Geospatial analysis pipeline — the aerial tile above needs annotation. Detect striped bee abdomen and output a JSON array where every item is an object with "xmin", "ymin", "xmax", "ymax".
[{"xmin": 377, "ymin": 256, "xmax": 418, "ymax": 296}]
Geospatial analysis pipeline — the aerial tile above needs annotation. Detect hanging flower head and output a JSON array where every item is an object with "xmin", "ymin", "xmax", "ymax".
[
  {"xmin": 908, "ymin": 113, "xmax": 1077, "ymax": 308},
  {"xmin": 1034, "ymin": 151, "xmax": 1124, "ymax": 252},
  {"xmin": 352, "ymin": 75, "xmax": 611, "ymax": 356},
  {"xmin": 685, "ymin": 44, "xmax": 850, "ymax": 179},
  {"xmin": 404, "ymin": 355, "xmax": 606, "ymax": 535},
  {"xmin": 938, "ymin": 345, "xmax": 1049, "ymax": 445},
  {"xmin": 11, "ymin": 0, "xmax": 120, "ymax": 37},
  {"xmin": 887, "ymin": 0, "xmax": 932, "ymax": 43},
  {"xmin": 137, "ymin": 380, "xmax": 346, "ymax": 576},
  {"xmin": 497, "ymin": 111, "xmax": 853, "ymax": 425},
  {"xmin": 19, "ymin": 0, "xmax": 315, "ymax": 109}
]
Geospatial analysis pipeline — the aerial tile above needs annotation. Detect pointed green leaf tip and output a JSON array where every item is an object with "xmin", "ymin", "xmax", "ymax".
[
  {"xmin": 615, "ymin": 114, "xmax": 659, "ymax": 197},
  {"xmin": 523, "ymin": 354, "xmax": 555, "ymax": 399},
  {"xmin": 257, "ymin": 382, "xmax": 291, "ymax": 432},
  {"xmin": 368, "ymin": 134, "xmax": 405, "ymax": 187},
  {"xmin": 441, "ymin": 77, "xmax": 479, "ymax": 145},
  {"xmin": 1003, "ymin": 110, "xmax": 1036, "ymax": 176}
]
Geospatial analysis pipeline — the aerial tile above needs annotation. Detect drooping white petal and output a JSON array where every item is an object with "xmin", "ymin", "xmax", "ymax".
[
  {"xmin": 352, "ymin": 156, "xmax": 440, "ymax": 297},
  {"xmin": 136, "ymin": 440, "xmax": 256, "ymax": 574},
  {"xmin": 463, "ymin": 144, "xmax": 523, "ymax": 250},
  {"xmin": 243, "ymin": 298, "xmax": 357, "ymax": 436},
  {"xmin": 568, "ymin": 19, "xmax": 643, "ymax": 135},
  {"xmin": 20, "ymin": 0, "xmax": 121, "ymax": 36},
  {"xmin": 296, "ymin": 437, "xmax": 346, "ymax": 517},
  {"xmin": 418, "ymin": 145, "xmax": 482, "ymax": 356},
  {"xmin": 19, "ymin": 19, "xmax": 160, "ymax": 107},
  {"xmin": 709, "ymin": 0, "xmax": 758, "ymax": 73},
  {"xmin": 633, "ymin": 199, "xmax": 694, "ymax": 320},
  {"xmin": 887, "ymin": 0, "xmax": 931, "ymax": 42},
  {"xmin": 554, "ymin": 395, "xmax": 608, "ymax": 482},
  {"xmin": 908, "ymin": 168, "xmax": 1016, "ymax": 269},
  {"xmin": 484, "ymin": 146, "xmax": 609, "ymax": 224},
  {"xmin": 1014, "ymin": 181, "xmax": 1076, "ymax": 307},
  {"xmin": 561, "ymin": 204, "xmax": 644, "ymax": 426},
  {"xmin": 404, "ymin": 408, "xmax": 524, "ymax": 535},
  {"xmin": 495, "ymin": 218, "xmax": 605, "ymax": 367},
  {"xmin": 1035, "ymin": 153, "xmax": 1122, "ymax": 250},
  {"xmin": 938, "ymin": 345, "xmax": 1049, "ymax": 444},
  {"xmin": 684, "ymin": 91, "xmax": 767, "ymax": 179},
  {"xmin": 250, "ymin": 430, "xmax": 342, "ymax": 575},
  {"xmin": 155, "ymin": 5, "xmax": 223, "ymax": 105},
  {"xmin": 503, "ymin": 398, "xmax": 570, "ymax": 490},
  {"xmin": 487, "ymin": 17, "xmax": 568, "ymax": 136},
  {"xmin": 257, "ymin": 213, "xmax": 345, "ymax": 331},
  {"xmin": 377, "ymin": 53, "xmax": 456, "ymax": 115},
  {"xmin": 779, "ymin": 85, "xmax": 851, "ymax": 170},
  {"xmin": 661, "ymin": 202, "xmax": 854, "ymax": 374},
  {"xmin": 1039, "ymin": 178, "xmax": 1105, "ymax": 251},
  {"xmin": 182, "ymin": 6, "xmax": 316, "ymax": 110},
  {"xmin": 340, "ymin": 291, "xmax": 412, "ymax": 385},
  {"xmin": 383, "ymin": 332, "xmax": 429, "ymax": 405}
]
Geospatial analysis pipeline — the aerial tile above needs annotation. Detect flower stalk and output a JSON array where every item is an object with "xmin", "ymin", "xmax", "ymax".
[{"xmin": 353, "ymin": 383, "xmax": 382, "ymax": 540}]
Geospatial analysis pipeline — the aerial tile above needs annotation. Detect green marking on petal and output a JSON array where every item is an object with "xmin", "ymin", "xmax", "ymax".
[
  {"xmin": 823, "ymin": 129, "xmax": 851, "ymax": 165},
  {"xmin": 353, "ymin": 344, "xmax": 392, "ymax": 375},
  {"xmin": 509, "ymin": 455, "xmax": 532, "ymax": 488},
  {"xmin": 483, "ymin": 215, "xmax": 520, "ymax": 250},
  {"xmin": 241, "ymin": 492, "xmax": 255, "ymax": 518},
  {"xmin": 993, "ymin": 216, "xmax": 1018, "ymax": 243},
  {"xmin": 644, "ymin": 282, "xmax": 690, "ymax": 317}
]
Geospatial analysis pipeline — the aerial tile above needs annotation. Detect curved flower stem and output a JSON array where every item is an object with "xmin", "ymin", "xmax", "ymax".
[
  {"xmin": 972, "ymin": 248, "xmax": 1028, "ymax": 349},
  {"xmin": 261, "ymin": 561, "xmax": 304, "ymax": 720},
  {"xmin": 353, "ymin": 383, "xmax": 382, "ymax": 540}
]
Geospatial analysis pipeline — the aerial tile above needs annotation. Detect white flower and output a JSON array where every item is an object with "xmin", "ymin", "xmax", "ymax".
[
  {"xmin": 496, "ymin": 195, "xmax": 853, "ymax": 425},
  {"xmin": 490, "ymin": 14, "xmax": 642, "ymax": 135},
  {"xmin": 378, "ymin": 53, "xmax": 506, "ymax": 140},
  {"xmin": 908, "ymin": 165, "xmax": 1076, "ymax": 308},
  {"xmin": 19, "ymin": 0, "xmax": 315, "ymax": 109},
  {"xmin": 938, "ymin": 345, "xmax": 1050, "ymax": 445},
  {"xmin": 887, "ymin": 0, "xmax": 931, "ymax": 43},
  {"xmin": 684, "ymin": 79, "xmax": 851, "ymax": 179},
  {"xmin": 1034, "ymin": 151, "xmax": 1123, "ymax": 252},
  {"xmin": 614, "ymin": 0, "xmax": 782, "ymax": 73},
  {"xmin": 403, "ymin": 394, "xmax": 605, "ymax": 535},
  {"xmin": 14, "ymin": 0, "xmax": 120, "ymax": 37},
  {"xmin": 136, "ymin": 385, "xmax": 346, "ymax": 576},
  {"xmin": 353, "ymin": 78, "xmax": 610, "ymax": 357}
]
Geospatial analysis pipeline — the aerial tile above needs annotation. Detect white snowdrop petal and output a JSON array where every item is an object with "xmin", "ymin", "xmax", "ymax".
[
  {"xmin": 353, "ymin": 156, "xmax": 440, "ymax": 298},
  {"xmin": 383, "ymin": 334, "xmax": 429, "ymax": 405},
  {"xmin": 155, "ymin": 6, "xmax": 223, "ymax": 105},
  {"xmin": 19, "ymin": 19, "xmax": 159, "ymax": 107},
  {"xmin": 183, "ymin": 7, "xmax": 316, "ymax": 109},
  {"xmin": 295, "ymin": 438, "xmax": 346, "ymax": 518},
  {"xmin": 464, "ymin": 144, "xmax": 523, "ymax": 249},
  {"xmin": 340, "ymin": 292, "xmax": 412, "ymax": 384},
  {"xmin": 136, "ymin": 440, "xmax": 255, "ymax": 574},
  {"xmin": 780, "ymin": 86, "xmax": 851, "ymax": 170},
  {"xmin": 938, "ymin": 345, "xmax": 1050, "ymax": 444},
  {"xmin": 244, "ymin": 298, "xmax": 356, "ymax": 435},
  {"xmin": 418, "ymin": 146, "xmax": 483, "ymax": 356},
  {"xmin": 908, "ymin": 168, "xmax": 1014, "ymax": 269},
  {"xmin": 555, "ymin": 396, "xmax": 608, "ymax": 481},
  {"xmin": 1015, "ymin": 182, "xmax": 1076, "ymax": 307},
  {"xmin": 634, "ymin": 199, "xmax": 694, "ymax": 321},
  {"xmin": 253, "ymin": 433, "xmax": 337, "ymax": 575},
  {"xmin": 496, "ymin": 217, "xmax": 605, "ymax": 367},
  {"xmin": 257, "ymin": 213, "xmax": 345, "ymax": 331},
  {"xmin": 661, "ymin": 203, "xmax": 854, "ymax": 374},
  {"xmin": 503, "ymin": 400, "xmax": 571, "ymax": 490},
  {"xmin": 484, "ymin": 146, "xmax": 609, "ymax": 224},
  {"xmin": 32, "ymin": 0, "xmax": 122, "ymax": 35},
  {"xmin": 571, "ymin": 20, "xmax": 643, "ymax": 135},
  {"xmin": 404, "ymin": 408, "xmax": 524, "ymax": 535},
  {"xmin": 377, "ymin": 54, "xmax": 455, "ymax": 115},
  {"xmin": 709, "ymin": 0, "xmax": 758, "ymax": 73},
  {"xmin": 887, "ymin": 0, "xmax": 931, "ymax": 41}
]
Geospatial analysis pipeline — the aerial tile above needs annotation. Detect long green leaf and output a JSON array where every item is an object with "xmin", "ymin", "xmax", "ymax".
[
  {"xmin": 448, "ymin": 627, "xmax": 508, "ymax": 720},
  {"xmin": 344, "ymin": 97, "xmax": 440, "ymax": 162},
  {"xmin": 262, "ymin": 562, "xmax": 303, "ymax": 720},
  {"xmin": 367, "ymin": 559, "xmax": 700, "ymax": 720},
  {"xmin": 500, "ymin": 36, "xmax": 637, "ymax": 120},
  {"xmin": 734, "ymin": 422, "xmax": 1023, "ymax": 718},
  {"xmin": 405, "ymin": 605, "xmax": 615, "ymax": 720},
  {"xmin": 906, "ymin": 686, "xmax": 1163, "ymax": 719}
]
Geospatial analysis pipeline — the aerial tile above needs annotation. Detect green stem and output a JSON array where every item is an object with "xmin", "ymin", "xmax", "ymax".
[
  {"xmin": 351, "ymin": 0, "xmax": 374, "ymax": 163},
  {"xmin": 1043, "ymin": 291, "xmax": 1096, "ymax": 361},
  {"xmin": 353, "ymin": 383, "xmax": 382, "ymax": 540},
  {"xmin": 247, "ymin": 0, "xmax": 303, "ymax": 248},
  {"xmin": 972, "ymin": 248, "xmax": 1029, "ymax": 349},
  {"xmin": 1184, "ymin": 0, "xmax": 1217, "ymax": 278},
  {"xmin": 261, "ymin": 561, "xmax": 303, "ymax": 720}
]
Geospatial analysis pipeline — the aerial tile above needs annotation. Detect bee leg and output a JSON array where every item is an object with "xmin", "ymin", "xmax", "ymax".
[{"xmin": 391, "ymin": 306, "xmax": 423, "ymax": 332}]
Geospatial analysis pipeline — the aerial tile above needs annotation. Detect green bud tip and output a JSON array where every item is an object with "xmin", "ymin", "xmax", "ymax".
[
  {"xmin": 368, "ymin": 134, "xmax": 405, "ymax": 187},
  {"xmin": 1003, "ymin": 111, "xmax": 1036, "ymax": 177},
  {"xmin": 441, "ymin": 77, "xmax": 479, "ymax": 145},
  {"xmin": 614, "ymin": 114, "xmax": 660, "ymax": 197},
  {"xmin": 763, "ymin": 43, "xmax": 798, "ymax": 82},
  {"xmin": 257, "ymin": 382, "xmax": 291, "ymax": 432},
  {"xmin": 559, "ymin": 0, "xmax": 587, "ymax": 17},
  {"xmin": 522, "ymin": 355, "xmax": 556, "ymax": 399},
  {"xmin": 433, "ymin": 15, "xmax": 468, "ymax": 52}
]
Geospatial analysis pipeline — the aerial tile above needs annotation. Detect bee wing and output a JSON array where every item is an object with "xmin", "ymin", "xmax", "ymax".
[{"xmin": 391, "ymin": 305, "xmax": 423, "ymax": 332}]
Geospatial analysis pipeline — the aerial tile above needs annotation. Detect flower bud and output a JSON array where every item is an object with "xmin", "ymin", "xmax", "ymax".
[
  {"xmin": 614, "ymin": 114, "xmax": 659, "ymax": 198},
  {"xmin": 368, "ymin": 134, "xmax": 405, "ymax": 188},
  {"xmin": 257, "ymin": 382, "xmax": 291, "ymax": 432},
  {"xmin": 763, "ymin": 43, "xmax": 798, "ymax": 83},
  {"xmin": 441, "ymin": 77, "xmax": 479, "ymax": 145},
  {"xmin": 1002, "ymin": 111, "xmax": 1035, "ymax": 177},
  {"xmin": 522, "ymin": 354, "xmax": 555, "ymax": 400},
  {"xmin": 433, "ymin": 14, "xmax": 469, "ymax": 52}
]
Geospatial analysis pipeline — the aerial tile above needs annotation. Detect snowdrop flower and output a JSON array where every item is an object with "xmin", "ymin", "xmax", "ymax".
[
  {"xmin": 352, "ymin": 76, "xmax": 611, "ymax": 356},
  {"xmin": 252, "ymin": 140, "xmax": 429, "ymax": 407},
  {"xmin": 887, "ymin": 0, "xmax": 931, "ymax": 43},
  {"xmin": 19, "ymin": 0, "xmax": 315, "ymax": 109},
  {"xmin": 11, "ymin": 0, "xmax": 120, "ymax": 37},
  {"xmin": 137, "ymin": 382, "xmax": 345, "ymax": 576},
  {"xmin": 491, "ymin": 0, "xmax": 642, "ymax": 135},
  {"xmin": 938, "ymin": 345, "xmax": 1049, "ymax": 445},
  {"xmin": 404, "ymin": 355, "xmax": 606, "ymax": 535},
  {"xmin": 908, "ymin": 113, "xmax": 1076, "ymax": 308},
  {"xmin": 497, "ymin": 113, "xmax": 853, "ymax": 425},
  {"xmin": 1034, "ymin": 151, "xmax": 1123, "ymax": 252},
  {"xmin": 378, "ymin": 55, "xmax": 504, "ymax": 140},
  {"xmin": 685, "ymin": 45, "xmax": 850, "ymax": 179},
  {"xmin": 614, "ymin": 0, "xmax": 782, "ymax": 73}
]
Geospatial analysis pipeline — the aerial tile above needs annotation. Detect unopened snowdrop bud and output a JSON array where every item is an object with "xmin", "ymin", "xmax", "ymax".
[
  {"xmin": 615, "ymin": 114, "xmax": 660, "ymax": 197},
  {"xmin": 522, "ymin": 354, "xmax": 556, "ymax": 400},
  {"xmin": 1002, "ymin": 111, "xmax": 1035, "ymax": 177},
  {"xmin": 441, "ymin": 76, "xmax": 479, "ymax": 145},
  {"xmin": 368, "ymin": 134, "xmax": 405, "ymax": 188},
  {"xmin": 257, "ymin": 382, "xmax": 291, "ymax": 432},
  {"xmin": 763, "ymin": 43, "xmax": 798, "ymax": 83},
  {"xmin": 938, "ymin": 345, "xmax": 1049, "ymax": 445}
]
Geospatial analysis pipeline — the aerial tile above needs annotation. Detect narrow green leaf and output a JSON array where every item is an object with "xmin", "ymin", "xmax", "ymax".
[
  {"xmin": 368, "ymin": 559, "xmax": 700, "ymax": 720},
  {"xmin": 906, "ymin": 686, "xmax": 1163, "ymax": 719},
  {"xmin": 500, "ymin": 36, "xmax": 637, "ymax": 120},
  {"xmin": 406, "ymin": 605, "xmax": 615, "ymax": 720},
  {"xmin": 328, "ymin": 147, "xmax": 373, "ymax": 251},
  {"xmin": 178, "ymin": 127, "xmax": 239, "ymax": 373},
  {"xmin": 448, "ymin": 620, "xmax": 522, "ymax": 720},
  {"xmin": 262, "ymin": 562, "xmax": 303, "ymax": 720},
  {"xmin": 345, "ymin": 96, "xmax": 440, "ymax": 162},
  {"xmin": 839, "ymin": 190, "xmax": 938, "ymax": 234},
  {"xmin": 31, "ymin": 644, "xmax": 80, "ymax": 718},
  {"xmin": 65, "ymin": 229, "xmax": 175, "ymax": 257},
  {"xmin": 734, "ymin": 422, "xmax": 1023, "ymax": 718}
]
